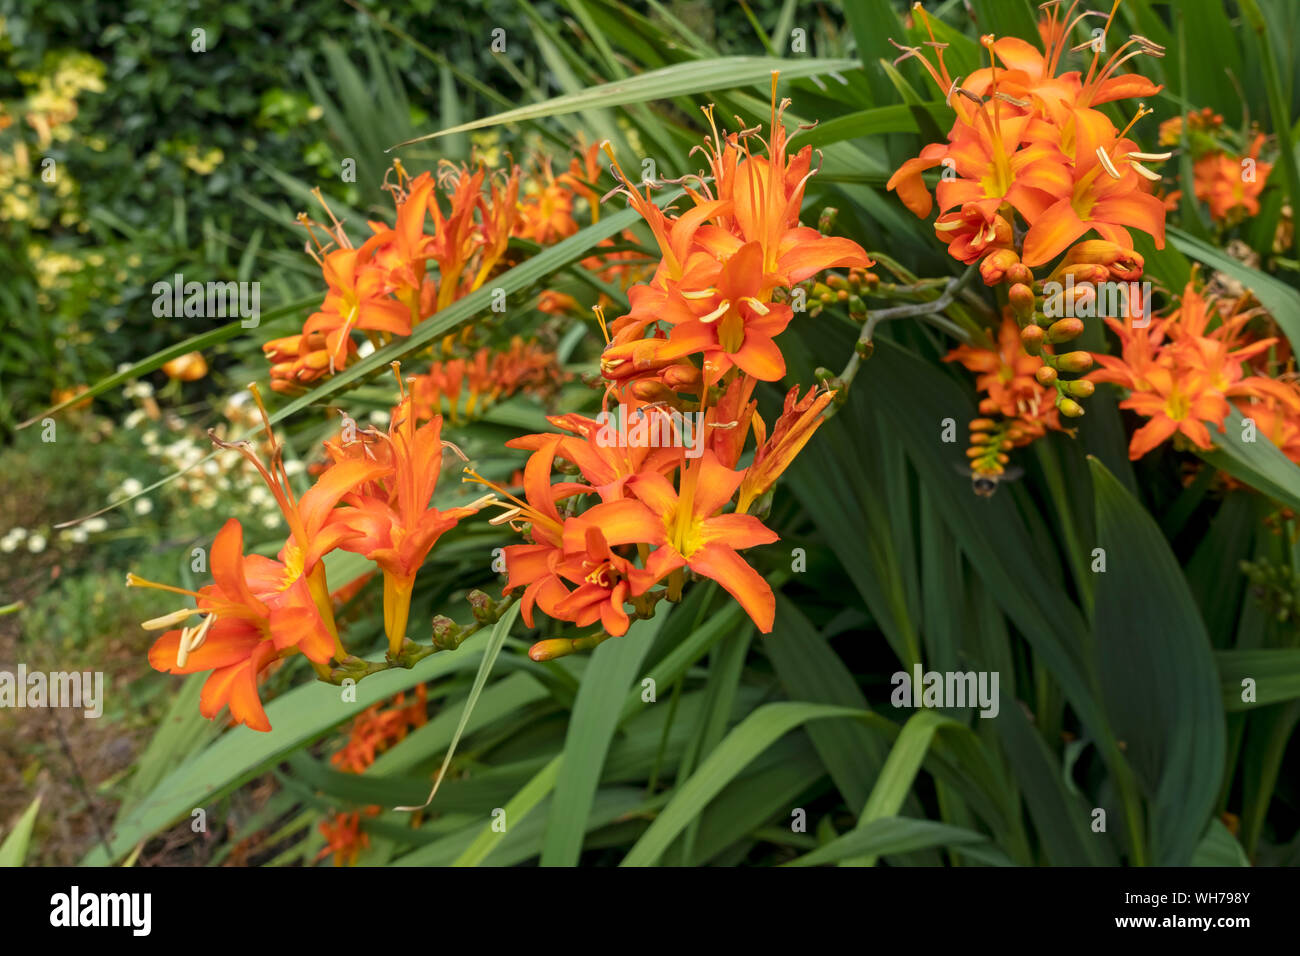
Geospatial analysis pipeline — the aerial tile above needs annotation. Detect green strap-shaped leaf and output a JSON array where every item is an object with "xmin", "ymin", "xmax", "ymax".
[
  {"xmin": 392, "ymin": 56, "xmax": 861, "ymax": 148},
  {"xmin": 842, "ymin": 710, "xmax": 961, "ymax": 866},
  {"xmin": 1217, "ymin": 649, "xmax": 1300, "ymax": 712},
  {"xmin": 1089, "ymin": 457, "xmax": 1226, "ymax": 865},
  {"xmin": 540, "ymin": 615, "xmax": 660, "ymax": 866},
  {"xmin": 0, "ymin": 796, "xmax": 41, "ymax": 867},
  {"xmin": 397, "ymin": 602, "xmax": 522, "ymax": 810},
  {"xmin": 452, "ymin": 754, "xmax": 563, "ymax": 867},
  {"xmin": 621, "ymin": 702, "xmax": 910, "ymax": 866},
  {"xmin": 786, "ymin": 816, "xmax": 994, "ymax": 868}
]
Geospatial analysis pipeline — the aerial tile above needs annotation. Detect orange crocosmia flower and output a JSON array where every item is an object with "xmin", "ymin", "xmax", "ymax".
[
  {"xmin": 508, "ymin": 410, "xmax": 681, "ymax": 504},
  {"xmin": 515, "ymin": 166, "xmax": 579, "ymax": 245},
  {"xmin": 934, "ymin": 207, "xmax": 1014, "ymax": 264},
  {"xmin": 361, "ymin": 170, "xmax": 439, "ymax": 318},
  {"xmin": 649, "ymin": 240, "xmax": 796, "ymax": 385},
  {"xmin": 576, "ymin": 452, "xmax": 779, "ymax": 632},
  {"xmin": 549, "ymin": 525, "xmax": 643, "ymax": 637},
  {"xmin": 331, "ymin": 394, "xmax": 493, "ymax": 653},
  {"xmin": 162, "ymin": 351, "xmax": 208, "ymax": 382},
  {"xmin": 469, "ymin": 435, "xmax": 580, "ymax": 629},
  {"xmin": 686, "ymin": 80, "xmax": 872, "ymax": 288},
  {"xmin": 945, "ymin": 315, "xmax": 1048, "ymax": 417},
  {"xmin": 601, "ymin": 145, "xmax": 730, "ymax": 295},
  {"xmin": 131, "ymin": 518, "xmax": 331, "ymax": 733},
  {"xmin": 425, "ymin": 163, "xmax": 491, "ymax": 310},
  {"xmin": 1193, "ymin": 134, "xmax": 1272, "ymax": 223},
  {"xmin": 1089, "ymin": 278, "xmax": 1300, "ymax": 459},
  {"xmin": 318, "ymin": 810, "xmax": 372, "ymax": 867},
  {"xmin": 736, "ymin": 385, "xmax": 836, "ymax": 514},
  {"xmin": 1235, "ymin": 397, "xmax": 1300, "ymax": 463},
  {"xmin": 933, "ymin": 107, "xmax": 1070, "ymax": 226},
  {"xmin": 217, "ymin": 393, "xmax": 393, "ymax": 638},
  {"xmin": 1119, "ymin": 365, "xmax": 1228, "ymax": 459},
  {"xmin": 1022, "ymin": 110, "xmax": 1166, "ymax": 266},
  {"xmin": 475, "ymin": 164, "xmax": 523, "ymax": 290},
  {"xmin": 707, "ymin": 374, "xmax": 759, "ymax": 469},
  {"xmin": 332, "ymin": 685, "xmax": 429, "ymax": 774},
  {"xmin": 303, "ymin": 246, "xmax": 413, "ymax": 373}
]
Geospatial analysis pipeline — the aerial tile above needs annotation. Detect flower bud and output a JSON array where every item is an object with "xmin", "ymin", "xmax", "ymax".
[
  {"xmin": 979, "ymin": 248, "xmax": 1020, "ymax": 286},
  {"xmin": 431, "ymin": 614, "xmax": 460, "ymax": 649},
  {"xmin": 1055, "ymin": 351, "xmax": 1094, "ymax": 373},
  {"xmin": 1062, "ymin": 378, "xmax": 1095, "ymax": 398},
  {"xmin": 1063, "ymin": 239, "xmax": 1144, "ymax": 281},
  {"xmin": 1057, "ymin": 397, "xmax": 1085, "ymax": 418},
  {"xmin": 1046, "ymin": 318, "xmax": 1084, "ymax": 344},
  {"xmin": 1005, "ymin": 263, "xmax": 1034, "ymax": 286},
  {"xmin": 630, "ymin": 380, "xmax": 676, "ymax": 404},
  {"xmin": 1035, "ymin": 365, "xmax": 1058, "ymax": 386},
  {"xmin": 1020, "ymin": 323, "xmax": 1045, "ymax": 355},
  {"xmin": 467, "ymin": 589, "xmax": 494, "ymax": 624},
  {"xmin": 1009, "ymin": 283, "xmax": 1036, "ymax": 321}
]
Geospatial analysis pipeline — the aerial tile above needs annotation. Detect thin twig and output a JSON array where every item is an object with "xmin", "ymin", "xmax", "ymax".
[{"xmin": 837, "ymin": 263, "xmax": 979, "ymax": 388}]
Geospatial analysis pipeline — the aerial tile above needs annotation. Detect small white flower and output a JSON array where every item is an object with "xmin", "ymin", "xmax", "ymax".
[
  {"xmin": 284, "ymin": 459, "xmax": 305, "ymax": 476},
  {"xmin": 0, "ymin": 537, "xmax": 18, "ymax": 554},
  {"xmin": 27, "ymin": 534, "xmax": 47, "ymax": 553},
  {"xmin": 83, "ymin": 517, "xmax": 109, "ymax": 533},
  {"xmin": 370, "ymin": 410, "xmax": 391, "ymax": 426},
  {"xmin": 261, "ymin": 513, "xmax": 280, "ymax": 528},
  {"xmin": 123, "ymin": 409, "xmax": 147, "ymax": 430},
  {"xmin": 121, "ymin": 477, "xmax": 144, "ymax": 496},
  {"xmin": 134, "ymin": 497, "xmax": 154, "ymax": 515}
]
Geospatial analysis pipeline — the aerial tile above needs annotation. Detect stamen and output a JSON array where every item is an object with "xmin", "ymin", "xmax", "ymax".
[
  {"xmin": 1128, "ymin": 160, "xmax": 1162, "ymax": 181},
  {"xmin": 1095, "ymin": 146, "xmax": 1121, "ymax": 179},
  {"xmin": 698, "ymin": 300, "xmax": 731, "ymax": 324},
  {"xmin": 176, "ymin": 613, "xmax": 216, "ymax": 668},
  {"xmin": 1126, "ymin": 150, "xmax": 1172, "ymax": 162},
  {"xmin": 440, "ymin": 439, "xmax": 470, "ymax": 463},
  {"xmin": 142, "ymin": 608, "xmax": 200, "ymax": 630},
  {"xmin": 488, "ymin": 507, "xmax": 523, "ymax": 526},
  {"xmin": 186, "ymin": 613, "xmax": 216, "ymax": 653}
]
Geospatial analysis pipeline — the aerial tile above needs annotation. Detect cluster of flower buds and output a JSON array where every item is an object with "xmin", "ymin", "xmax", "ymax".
[{"xmin": 805, "ymin": 268, "xmax": 880, "ymax": 320}]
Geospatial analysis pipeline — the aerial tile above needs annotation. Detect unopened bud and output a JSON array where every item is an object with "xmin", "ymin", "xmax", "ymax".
[
  {"xmin": 431, "ymin": 614, "xmax": 459, "ymax": 649},
  {"xmin": 1020, "ymin": 324, "xmax": 1045, "ymax": 355},
  {"xmin": 1035, "ymin": 365, "xmax": 1058, "ymax": 386},
  {"xmin": 1055, "ymin": 351, "xmax": 1094, "ymax": 373},
  {"xmin": 1046, "ymin": 318, "xmax": 1084, "ymax": 343},
  {"xmin": 467, "ymin": 589, "xmax": 494, "ymax": 624},
  {"xmin": 1005, "ymin": 263, "xmax": 1034, "ymax": 286},
  {"xmin": 1062, "ymin": 378, "xmax": 1095, "ymax": 398},
  {"xmin": 979, "ymin": 248, "xmax": 1020, "ymax": 286},
  {"xmin": 1057, "ymin": 397, "xmax": 1085, "ymax": 418},
  {"xmin": 1009, "ymin": 283, "xmax": 1036, "ymax": 321}
]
